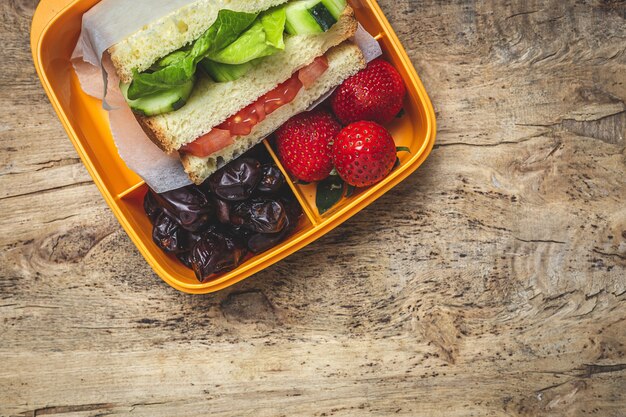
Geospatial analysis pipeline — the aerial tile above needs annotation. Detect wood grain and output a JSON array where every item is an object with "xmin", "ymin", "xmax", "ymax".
[{"xmin": 1, "ymin": 0, "xmax": 625, "ymax": 416}]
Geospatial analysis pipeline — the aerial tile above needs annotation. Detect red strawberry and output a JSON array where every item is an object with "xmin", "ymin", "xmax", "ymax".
[
  {"xmin": 331, "ymin": 59, "xmax": 406, "ymax": 125},
  {"xmin": 332, "ymin": 121, "xmax": 396, "ymax": 188},
  {"xmin": 275, "ymin": 110, "xmax": 341, "ymax": 182}
]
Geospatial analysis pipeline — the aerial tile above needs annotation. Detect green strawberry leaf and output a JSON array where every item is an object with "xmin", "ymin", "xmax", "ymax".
[
  {"xmin": 316, "ymin": 176, "xmax": 345, "ymax": 214},
  {"xmin": 396, "ymin": 108, "xmax": 405, "ymax": 118},
  {"xmin": 394, "ymin": 157, "xmax": 401, "ymax": 169},
  {"xmin": 396, "ymin": 146, "xmax": 411, "ymax": 153}
]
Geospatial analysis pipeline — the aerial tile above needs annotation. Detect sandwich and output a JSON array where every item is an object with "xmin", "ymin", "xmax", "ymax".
[{"xmin": 111, "ymin": 0, "xmax": 367, "ymax": 184}]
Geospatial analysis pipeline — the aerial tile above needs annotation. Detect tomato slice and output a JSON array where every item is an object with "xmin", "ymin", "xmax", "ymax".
[
  {"xmin": 221, "ymin": 111, "xmax": 253, "ymax": 136},
  {"xmin": 264, "ymin": 75, "xmax": 303, "ymax": 115},
  {"xmin": 180, "ymin": 128, "xmax": 233, "ymax": 158},
  {"xmin": 182, "ymin": 55, "xmax": 325, "ymax": 158},
  {"xmin": 254, "ymin": 100, "xmax": 267, "ymax": 123},
  {"xmin": 298, "ymin": 56, "xmax": 329, "ymax": 89},
  {"xmin": 220, "ymin": 100, "xmax": 267, "ymax": 137}
]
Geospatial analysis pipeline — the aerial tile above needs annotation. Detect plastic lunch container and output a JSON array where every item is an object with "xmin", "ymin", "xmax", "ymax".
[{"xmin": 31, "ymin": 0, "xmax": 437, "ymax": 294}]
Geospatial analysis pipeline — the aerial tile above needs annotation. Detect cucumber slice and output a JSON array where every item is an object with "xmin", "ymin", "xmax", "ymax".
[
  {"xmin": 308, "ymin": 3, "xmax": 337, "ymax": 31},
  {"xmin": 285, "ymin": 1, "xmax": 324, "ymax": 35},
  {"xmin": 284, "ymin": 0, "xmax": 344, "ymax": 35},
  {"xmin": 120, "ymin": 78, "xmax": 195, "ymax": 116},
  {"xmin": 200, "ymin": 59, "xmax": 253, "ymax": 82},
  {"xmin": 320, "ymin": 0, "xmax": 346, "ymax": 19}
]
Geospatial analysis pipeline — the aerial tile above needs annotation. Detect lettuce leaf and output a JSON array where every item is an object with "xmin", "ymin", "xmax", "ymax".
[
  {"xmin": 127, "ymin": 9, "xmax": 258, "ymax": 100},
  {"xmin": 262, "ymin": 6, "xmax": 287, "ymax": 50},
  {"xmin": 207, "ymin": 7, "xmax": 287, "ymax": 65},
  {"xmin": 207, "ymin": 21, "xmax": 275, "ymax": 65},
  {"xmin": 151, "ymin": 49, "xmax": 189, "ymax": 71}
]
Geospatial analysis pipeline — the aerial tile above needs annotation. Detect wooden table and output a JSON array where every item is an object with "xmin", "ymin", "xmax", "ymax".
[{"xmin": 1, "ymin": 1, "xmax": 625, "ymax": 416}]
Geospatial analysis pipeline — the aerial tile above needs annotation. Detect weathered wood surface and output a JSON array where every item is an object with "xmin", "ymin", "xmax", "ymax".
[{"xmin": 1, "ymin": 0, "xmax": 625, "ymax": 416}]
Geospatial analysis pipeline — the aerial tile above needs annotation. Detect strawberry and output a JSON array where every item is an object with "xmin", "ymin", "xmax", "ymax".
[
  {"xmin": 330, "ymin": 59, "xmax": 406, "ymax": 125},
  {"xmin": 275, "ymin": 110, "xmax": 341, "ymax": 182},
  {"xmin": 332, "ymin": 121, "xmax": 396, "ymax": 188}
]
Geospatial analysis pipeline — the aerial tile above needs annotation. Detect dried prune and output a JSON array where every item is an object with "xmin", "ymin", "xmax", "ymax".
[
  {"xmin": 244, "ymin": 146, "xmax": 272, "ymax": 164},
  {"xmin": 231, "ymin": 226, "xmax": 254, "ymax": 241},
  {"xmin": 208, "ymin": 158, "xmax": 262, "ymax": 201},
  {"xmin": 152, "ymin": 212, "xmax": 183, "ymax": 253},
  {"xmin": 246, "ymin": 232, "xmax": 284, "ymax": 254},
  {"xmin": 153, "ymin": 186, "xmax": 213, "ymax": 232},
  {"xmin": 144, "ymin": 190, "xmax": 162, "ymax": 223},
  {"xmin": 257, "ymin": 164, "xmax": 286, "ymax": 194},
  {"xmin": 145, "ymin": 144, "xmax": 305, "ymax": 283},
  {"xmin": 191, "ymin": 230, "xmax": 248, "ymax": 282},
  {"xmin": 181, "ymin": 231, "xmax": 203, "ymax": 252},
  {"xmin": 177, "ymin": 251, "xmax": 194, "ymax": 269},
  {"xmin": 214, "ymin": 198, "xmax": 231, "ymax": 224},
  {"xmin": 230, "ymin": 198, "xmax": 287, "ymax": 233},
  {"xmin": 247, "ymin": 198, "xmax": 303, "ymax": 253}
]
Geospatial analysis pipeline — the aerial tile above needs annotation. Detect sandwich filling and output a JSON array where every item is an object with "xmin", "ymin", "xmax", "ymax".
[
  {"xmin": 179, "ymin": 42, "xmax": 366, "ymax": 184},
  {"xmin": 180, "ymin": 56, "xmax": 329, "ymax": 158},
  {"xmin": 121, "ymin": 0, "xmax": 348, "ymax": 117}
]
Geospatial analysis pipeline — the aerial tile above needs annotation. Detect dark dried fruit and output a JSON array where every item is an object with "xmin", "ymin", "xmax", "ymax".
[
  {"xmin": 191, "ymin": 230, "xmax": 248, "ymax": 282},
  {"xmin": 230, "ymin": 198, "xmax": 287, "ymax": 233},
  {"xmin": 247, "ymin": 198, "xmax": 303, "ymax": 253},
  {"xmin": 146, "ymin": 145, "xmax": 305, "ymax": 283},
  {"xmin": 257, "ymin": 164, "xmax": 286, "ymax": 194},
  {"xmin": 231, "ymin": 226, "xmax": 254, "ymax": 241},
  {"xmin": 152, "ymin": 212, "xmax": 183, "ymax": 253},
  {"xmin": 176, "ymin": 251, "xmax": 194, "ymax": 269},
  {"xmin": 208, "ymin": 158, "xmax": 262, "ymax": 201},
  {"xmin": 153, "ymin": 186, "xmax": 214, "ymax": 232},
  {"xmin": 246, "ymin": 232, "xmax": 284, "ymax": 254},
  {"xmin": 181, "ymin": 231, "xmax": 203, "ymax": 252},
  {"xmin": 244, "ymin": 145, "xmax": 272, "ymax": 164},
  {"xmin": 144, "ymin": 190, "xmax": 162, "ymax": 223},
  {"xmin": 214, "ymin": 198, "xmax": 231, "ymax": 224}
]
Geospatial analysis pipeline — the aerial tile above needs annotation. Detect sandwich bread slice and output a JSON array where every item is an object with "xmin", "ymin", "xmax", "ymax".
[
  {"xmin": 181, "ymin": 42, "xmax": 365, "ymax": 183},
  {"xmin": 110, "ymin": 0, "xmax": 291, "ymax": 83},
  {"xmin": 138, "ymin": 7, "xmax": 357, "ymax": 153},
  {"xmin": 111, "ymin": 0, "xmax": 366, "ymax": 184}
]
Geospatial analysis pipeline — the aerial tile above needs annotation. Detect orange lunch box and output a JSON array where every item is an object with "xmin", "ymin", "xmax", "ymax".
[{"xmin": 31, "ymin": 0, "xmax": 436, "ymax": 294}]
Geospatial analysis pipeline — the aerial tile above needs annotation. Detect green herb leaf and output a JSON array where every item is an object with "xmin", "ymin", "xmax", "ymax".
[
  {"xmin": 396, "ymin": 146, "xmax": 411, "ymax": 153},
  {"xmin": 316, "ymin": 176, "xmax": 345, "ymax": 214}
]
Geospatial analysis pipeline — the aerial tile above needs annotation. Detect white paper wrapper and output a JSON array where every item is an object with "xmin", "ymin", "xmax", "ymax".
[{"xmin": 71, "ymin": 0, "xmax": 382, "ymax": 193}]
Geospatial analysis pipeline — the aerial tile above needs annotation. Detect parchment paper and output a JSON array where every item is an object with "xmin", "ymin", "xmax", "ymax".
[{"xmin": 71, "ymin": 0, "xmax": 382, "ymax": 193}]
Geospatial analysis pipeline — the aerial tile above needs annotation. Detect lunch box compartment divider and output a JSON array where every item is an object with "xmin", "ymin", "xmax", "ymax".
[{"xmin": 265, "ymin": 91, "xmax": 429, "ymax": 222}]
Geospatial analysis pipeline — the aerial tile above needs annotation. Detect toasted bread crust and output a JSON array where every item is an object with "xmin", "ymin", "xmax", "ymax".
[{"xmin": 135, "ymin": 115, "xmax": 174, "ymax": 153}]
